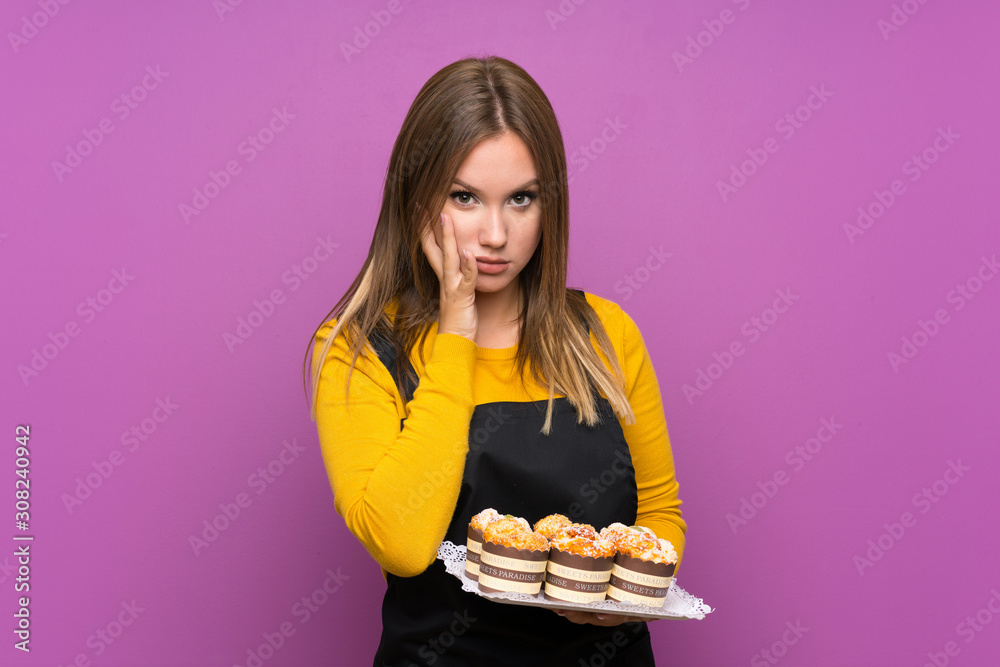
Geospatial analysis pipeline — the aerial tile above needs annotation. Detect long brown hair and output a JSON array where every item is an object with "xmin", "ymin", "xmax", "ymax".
[{"xmin": 303, "ymin": 55, "xmax": 634, "ymax": 434}]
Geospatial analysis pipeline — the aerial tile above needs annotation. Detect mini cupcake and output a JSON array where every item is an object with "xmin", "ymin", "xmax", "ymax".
[
  {"xmin": 604, "ymin": 527, "xmax": 678, "ymax": 608},
  {"xmin": 543, "ymin": 523, "xmax": 616, "ymax": 604},
  {"xmin": 599, "ymin": 522, "xmax": 655, "ymax": 546},
  {"xmin": 478, "ymin": 517, "xmax": 549, "ymax": 595},
  {"xmin": 466, "ymin": 509, "xmax": 503, "ymax": 581},
  {"xmin": 533, "ymin": 513, "xmax": 573, "ymax": 540}
]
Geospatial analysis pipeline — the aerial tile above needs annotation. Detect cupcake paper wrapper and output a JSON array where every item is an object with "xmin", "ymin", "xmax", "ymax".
[
  {"xmin": 543, "ymin": 548, "xmax": 614, "ymax": 604},
  {"xmin": 477, "ymin": 541, "xmax": 548, "ymax": 595},
  {"xmin": 464, "ymin": 525, "xmax": 484, "ymax": 581},
  {"xmin": 606, "ymin": 553, "xmax": 676, "ymax": 607}
]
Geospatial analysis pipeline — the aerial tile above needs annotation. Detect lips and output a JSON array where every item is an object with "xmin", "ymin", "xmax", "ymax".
[{"xmin": 475, "ymin": 257, "xmax": 509, "ymax": 275}]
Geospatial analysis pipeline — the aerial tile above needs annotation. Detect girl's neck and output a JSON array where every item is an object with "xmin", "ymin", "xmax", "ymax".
[{"xmin": 473, "ymin": 284, "xmax": 522, "ymax": 333}]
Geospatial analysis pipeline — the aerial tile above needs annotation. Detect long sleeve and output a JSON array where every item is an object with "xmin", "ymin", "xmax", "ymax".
[
  {"xmin": 615, "ymin": 307, "xmax": 688, "ymax": 574},
  {"xmin": 312, "ymin": 320, "xmax": 478, "ymax": 579}
]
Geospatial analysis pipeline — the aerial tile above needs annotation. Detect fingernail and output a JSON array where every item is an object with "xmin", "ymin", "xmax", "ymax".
[
  {"xmin": 596, "ymin": 614, "xmax": 606, "ymax": 620},
  {"xmin": 440, "ymin": 213, "xmax": 445, "ymax": 226}
]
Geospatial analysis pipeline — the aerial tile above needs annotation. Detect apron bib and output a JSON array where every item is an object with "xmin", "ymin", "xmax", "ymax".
[{"xmin": 368, "ymin": 291, "xmax": 655, "ymax": 666}]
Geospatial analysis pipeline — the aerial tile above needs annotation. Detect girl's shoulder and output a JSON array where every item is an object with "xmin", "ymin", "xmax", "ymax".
[
  {"xmin": 574, "ymin": 290, "xmax": 650, "ymax": 370},
  {"xmin": 312, "ymin": 312, "xmax": 381, "ymax": 370},
  {"xmin": 575, "ymin": 289, "xmax": 634, "ymax": 333},
  {"xmin": 314, "ymin": 297, "xmax": 400, "ymax": 346}
]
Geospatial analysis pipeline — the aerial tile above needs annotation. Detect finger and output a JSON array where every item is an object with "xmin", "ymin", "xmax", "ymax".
[
  {"xmin": 596, "ymin": 613, "xmax": 643, "ymax": 625},
  {"xmin": 553, "ymin": 609, "xmax": 581, "ymax": 622},
  {"xmin": 461, "ymin": 248, "xmax": 472, "ymax": 284},
  {"xmin": 419, "ymin": 221, "xmax": 442, "ymax": 279},
  {"xmin": 561, "ymin": 611, "xmax": 599, "ymax": 625},
  {"xmin": 440, "ymin": 212, "xmax": 459, "ymax": 277},
  {"xmin": 461, "ymin": 244, "xmax": 477, "ymax": 287}
]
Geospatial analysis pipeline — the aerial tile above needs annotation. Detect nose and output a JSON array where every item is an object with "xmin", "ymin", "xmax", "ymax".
[{"xmin": 479, "ymin": 205, "xmax": 507, "ymax": 248}]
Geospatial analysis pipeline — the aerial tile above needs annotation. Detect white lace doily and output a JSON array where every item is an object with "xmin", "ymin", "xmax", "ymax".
[{"xmin": 437, "ymin": 540, "xmax": 713, "ymax": 620}]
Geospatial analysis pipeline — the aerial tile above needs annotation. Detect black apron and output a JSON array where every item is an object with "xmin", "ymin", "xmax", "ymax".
[{"xmin": 368, "ymin": 290, "xmax": 655, "ymax": 666}]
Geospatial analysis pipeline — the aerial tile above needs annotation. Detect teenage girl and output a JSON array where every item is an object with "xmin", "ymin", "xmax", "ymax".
[{"xmin": 306, "ymin": 55, "xmax": 686, "ymax": 666}]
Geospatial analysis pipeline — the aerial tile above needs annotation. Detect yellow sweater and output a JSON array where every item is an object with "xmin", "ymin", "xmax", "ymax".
[{"xmin": 312, "ymin": 291, "xmax": 686, "ymax": 581}]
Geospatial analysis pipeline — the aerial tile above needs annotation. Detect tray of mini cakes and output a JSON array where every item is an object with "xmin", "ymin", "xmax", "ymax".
[{"xmin": 435, "ymin": 509, "xmax": 712, "ymax": 620}]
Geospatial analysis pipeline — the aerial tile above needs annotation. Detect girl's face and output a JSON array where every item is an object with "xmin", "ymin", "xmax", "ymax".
[{"xmin": 434, "ymin": 131, "xmax": 542, "ymax": 300}]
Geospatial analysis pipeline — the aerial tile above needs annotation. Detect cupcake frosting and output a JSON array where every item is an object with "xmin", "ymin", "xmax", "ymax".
[
  {"xmin": 470, "ymin": 508, "xmax": 503, "ymax": 532},
  {"xmin": 599, "ymin": 523, "xmax": 654, "ymax": 546},
  {"xmin": 533, "ymin": 513, "xmax": 573, "ymax": 540},
  {"xmin": 598, "ymin": 523, "xmax": 677, "ymax": 564},
  {"xmin": 551, "ymin": 523, "xmax": 615, "ymax": 559},
  {"xmin": 482, "ymin": 517, "xmax": 548, "ymax": 552},
  {"xmin": 616, "ymin": 533, "xmax": 678, "ymax": 564}
]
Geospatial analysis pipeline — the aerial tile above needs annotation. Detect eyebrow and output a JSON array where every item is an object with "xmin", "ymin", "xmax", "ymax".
[{"xmin": 452, "ymin": 178, "xmax": 539, "ymax": 195}]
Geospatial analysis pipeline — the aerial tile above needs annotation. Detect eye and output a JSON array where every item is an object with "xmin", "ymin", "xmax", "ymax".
[
  {"xmin": 510, "ymin": 191, "xmax": 537, "ymax": 208},
  {"xmin": 449, "ymin": 190, "xmax": 477, "ymax": 206}
]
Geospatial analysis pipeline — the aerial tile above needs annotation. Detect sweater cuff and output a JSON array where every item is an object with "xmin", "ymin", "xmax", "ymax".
[{"xmin": 430, "ymin": 333, "xmax": 478, "ymax": 369}]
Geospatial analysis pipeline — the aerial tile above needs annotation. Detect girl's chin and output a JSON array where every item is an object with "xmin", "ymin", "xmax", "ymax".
[{"xmin": 473, "ymin": 277, "xmax": 515, "ymax": 292}]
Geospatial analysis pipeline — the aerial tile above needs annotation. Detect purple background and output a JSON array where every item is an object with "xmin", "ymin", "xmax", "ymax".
[{"xmin": 3, "ymin": 1, "xmax": 999, "ymax": 665}]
